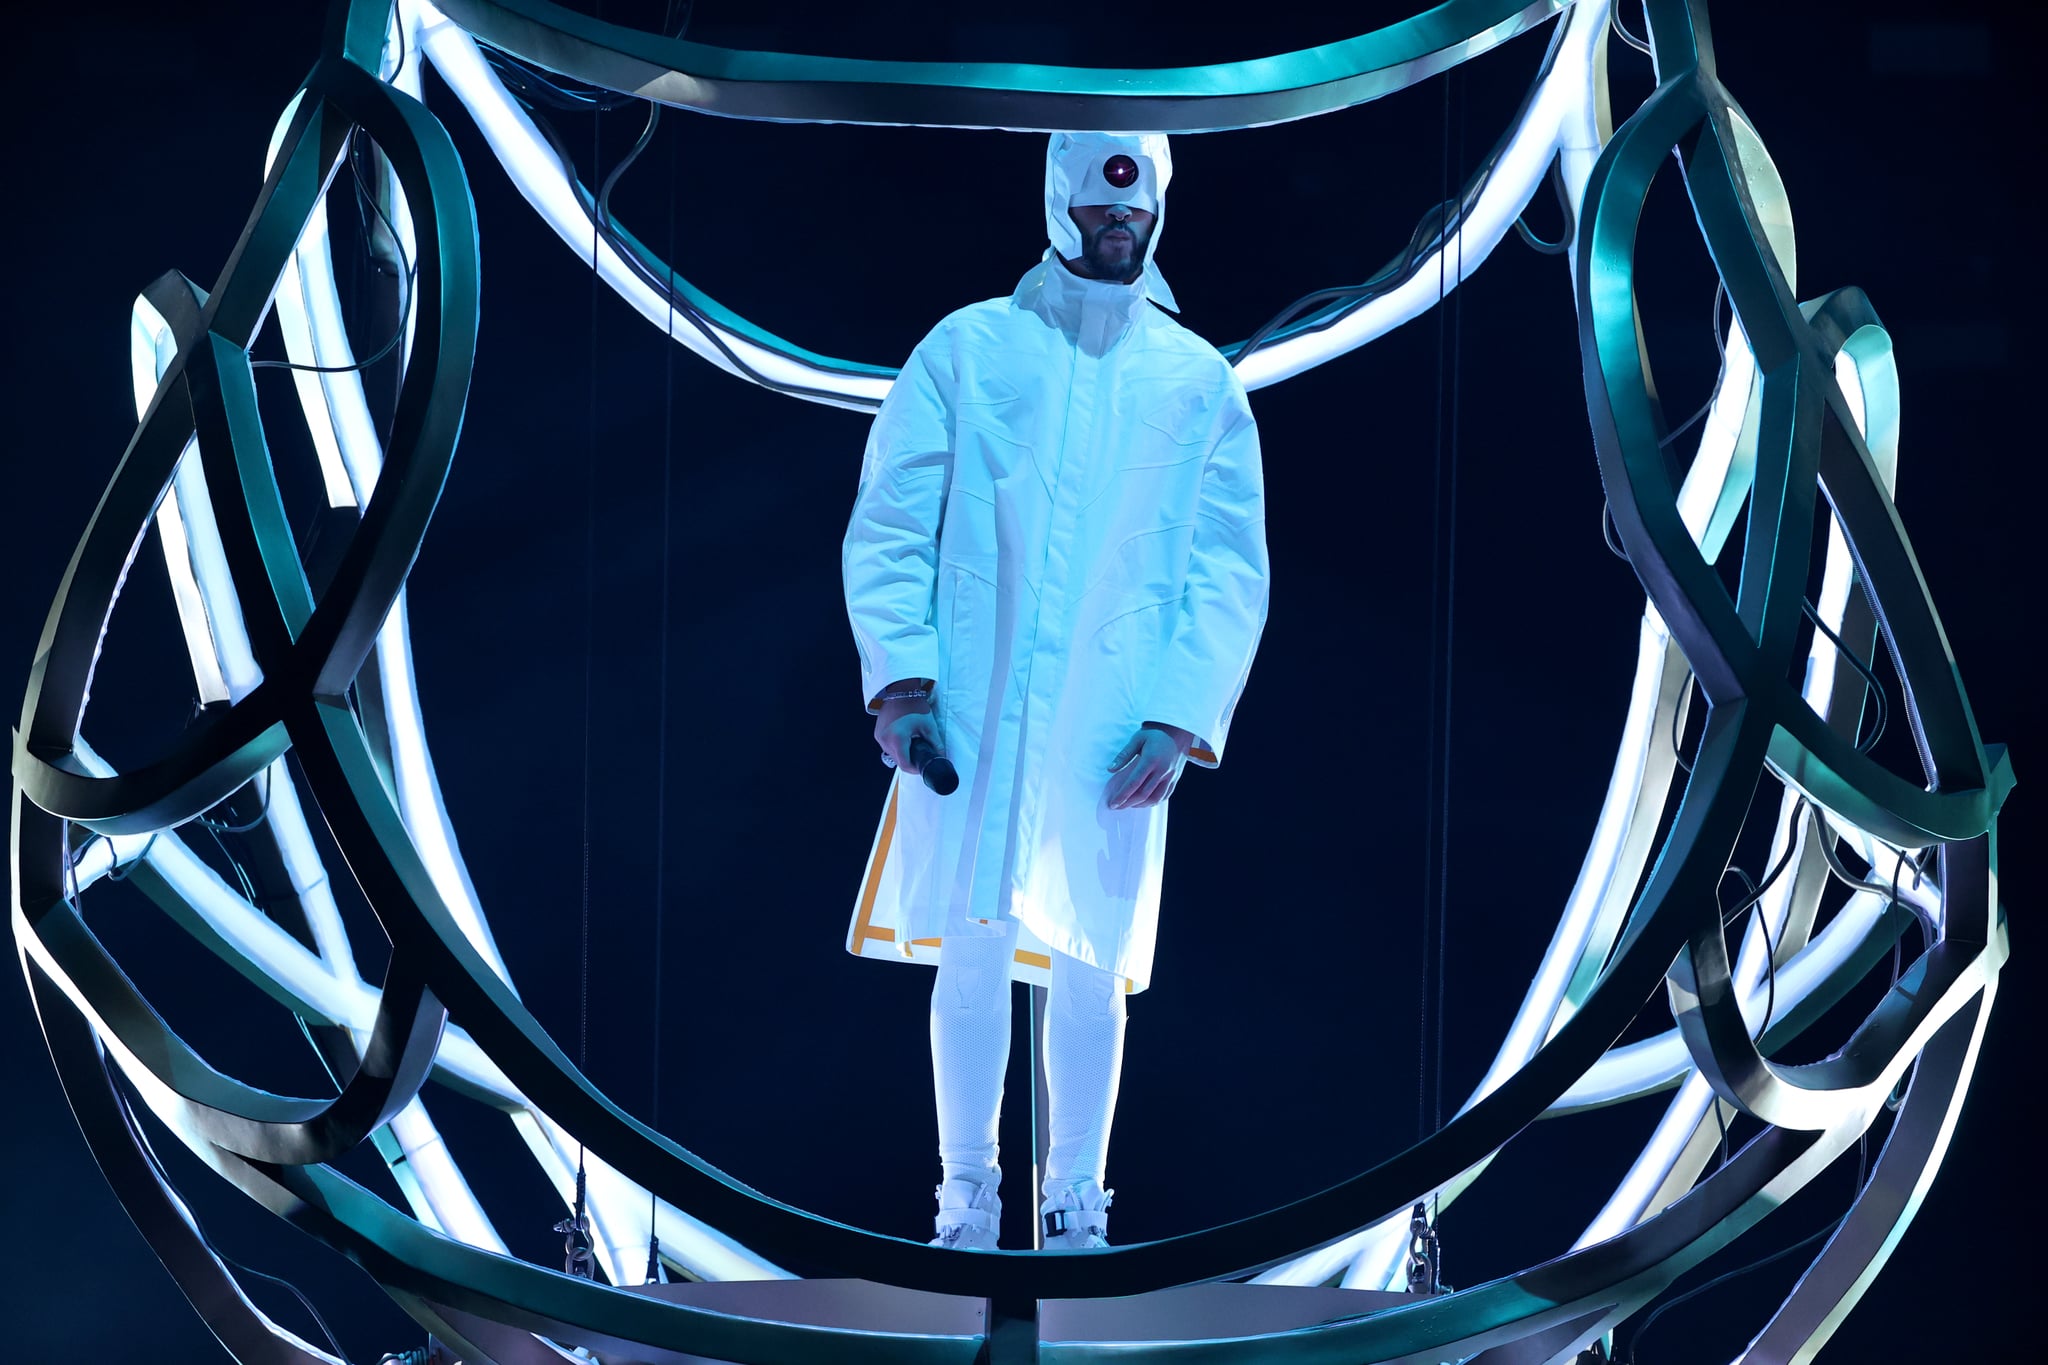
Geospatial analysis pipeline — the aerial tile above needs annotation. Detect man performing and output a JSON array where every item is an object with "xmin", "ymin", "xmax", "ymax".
[{"xmin": 841, "ymin": 132, "xmax": 1270, "ymax": 1251}]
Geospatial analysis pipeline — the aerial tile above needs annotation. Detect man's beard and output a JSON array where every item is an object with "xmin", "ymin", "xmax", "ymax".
[{"xmin": 1080, "ymin": 223, "xmax": 1149, "ymax": 282}]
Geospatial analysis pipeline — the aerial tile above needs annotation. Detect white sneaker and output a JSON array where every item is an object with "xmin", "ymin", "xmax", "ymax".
[
  {"xmin": 931, "ymin": 1173, "xmax": 1002, "ymax": 1250},
  {"xmin": 1040, "ymin": 1178, "xmax": 1113, "ymax": 1250}
]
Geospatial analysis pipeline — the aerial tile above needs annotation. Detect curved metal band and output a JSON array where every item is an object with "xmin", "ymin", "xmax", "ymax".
[
  {"xmin": 17, "ymin": 806, "xmax": 446, "ymax": 1166},
  {"xmin": 1741, "ymin": 895, "xmax": 1999, "ymax": 1358},
  {"xmin": 435, "ymin": 0, "xmax": 1565, "ymax": 132},
  {"xmin": 23, "ymin": 955, "xmax": 341, "ymax": 1365},
  {"xmin": 11, "ymin": 0, "xmax": 2011, "ymax": 1358},
  {"xmin": 297, "ymin": 651, "xmax": 1745, "ymax": 1301},
  {"xmin": 13, "ymin": 57, "xmax": 479, "ymax": 835},
  {"xmin": 104, "ymin": 1017, "xmax": 1869, "ymax": 1365}
]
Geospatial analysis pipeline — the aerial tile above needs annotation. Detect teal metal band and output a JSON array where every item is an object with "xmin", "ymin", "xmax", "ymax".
[{"xmin": 437, "ymin": 0, "xmax": 1567, "ymax": 132}]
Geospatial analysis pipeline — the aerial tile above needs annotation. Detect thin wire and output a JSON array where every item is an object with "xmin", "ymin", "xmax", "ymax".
[
  {"xmin": 1512, "ymin": 161, "xmax": 1574, "ymax": 255},
  {"xmin": 1703, "ymin": 863, "xmax": 1769, "ymax": 1178},
  {"xmin": 201, "ymin": 766, "xmax": 274, "ymax": 834},
  {"xmin": 255, "ymin": 5, "xmax": 413, "ymax": 377},
  {"xmin": 217, "ymin": 1251, "xmax": 354, "ymax": 1363},
  {"xmin": 1800, "ymin": 599, "xmax": 1890, "ymax": 754},
  {"xmin": 1655, "ymin": 281, "xmax": 1729, "ymax": 451},
  {"xmin": 102, "ymin": 830, "xmax": 162, "ymax": 883},
  {"xmin": 1418, "ymin": 65, "xmax": 1453, "ymax": 1148},
  {"xmin": 1670, "ymin": 671, "xmax": 1694, "ymax": 774},
  {"xmin": 1610, "ymin": 0, "xmax": 1654, "ymax": 57},
  {"xmin": 1601, "ymin": 499, "xmax": 1630, "ymax": 560},
  {"xmin": 1720, "ymin": 862, "xmax": 1777, "ymax": 1041},
  {"xmin": 1434, "ymin": 65, "xmax": 1465, "ymax": 1139},
  {"xmin": 1626, "ymin": 1130, "xmax": 1876, "ymax": 1362},
  {"xmin": 252, "ymin": 129, "xmax": 418, "ymax": 376},
  {"xmin": 1231, "ymin": 17, "xmax": 1569, "ymax": 371},
  {"xmin": 647, "ymin": 10, "xmax": 695, "ymax": 1286},
  {"xmin": 1719, "ymin": 799, "xmax": 1806, "ymax": 926},
  {"xmin": 1601, "ymin": 283, "xmax": 1732, "ymax": 562},
  {"xmin": 646, "ymin": 75, "xmax": 679, "ymax": 1281},
  {"xmin": 578, "ymin": 31, "xmax": 602, "ymax": 1088}
]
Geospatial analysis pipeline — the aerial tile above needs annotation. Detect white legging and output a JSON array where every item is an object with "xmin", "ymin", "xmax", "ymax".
[{"xmin": 930, "ymin": 920, "xmax": 1127, "ymax": 1189}]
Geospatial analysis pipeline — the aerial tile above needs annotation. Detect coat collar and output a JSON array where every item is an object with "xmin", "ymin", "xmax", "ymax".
[{"xmin": 1013, "ymin": 250, "xmax": 1178, "ymax": 357}]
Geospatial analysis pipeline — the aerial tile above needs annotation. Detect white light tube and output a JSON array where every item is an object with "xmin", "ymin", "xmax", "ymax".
[
  {"xmin": 374, "ymin": 593, "xmax": 514, "ymax": 982},
  {"xmin": 130, "ymin": 297, "xmax": 234, "ymax": 704},
  {"xmin": 1474, "ymin": 618, "xmax": 1680, "ymax": 1106},
  {"xmin": 1554, "ymin": 887, "xmax": 1891, "ymax": 1113},
  {"xmin": 1236, "ymin": 1, "xmax": 1602, "ymax": 390},
  {"xmin": 387, "ymin": 1098, "xmax": 509, "ymax": 1251},
  {"xmin": 1580, "ymin": 316, "xmax": 1920, "ymax": 1242},
  {"xmin": 1261, "ymin": 3, "xmax": 1619, "ymax": 1291},
  {"xmin": 412, "ymin": 2, "xmax": 890, "ymax": 412}
]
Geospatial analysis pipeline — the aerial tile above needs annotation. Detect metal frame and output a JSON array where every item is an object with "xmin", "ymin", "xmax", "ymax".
[{"xmin": 10, "ymin": 0, "xmax": 2008, "ymax": 1361}]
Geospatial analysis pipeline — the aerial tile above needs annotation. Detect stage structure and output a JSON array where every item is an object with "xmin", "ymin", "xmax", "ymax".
[{"xmin": 10, "ymin": 0, "xmax": 2011, "ymax": 1360}]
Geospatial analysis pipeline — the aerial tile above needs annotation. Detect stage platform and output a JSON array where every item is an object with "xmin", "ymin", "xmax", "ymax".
[{"xmin": 419, "ymin": 1278, "xmax": 1421, "ymax": 1362}]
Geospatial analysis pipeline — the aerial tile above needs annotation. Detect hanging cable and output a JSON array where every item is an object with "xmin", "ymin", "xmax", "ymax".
[
  {"xmin": 1610, "ymin": 0, "xmax": 1654, "ymax": 57},
  {"xmin": 217, "ymin": 1251, "xmax": 354, "ymax": 1363},
  {"xmin": 1232, "ymin": 17, "xmax": 1570, "ymax": 370},
  {"xmin": 1512, "ymin": 160, "xmax": 1575, "ymax": 255},
  {"xmin": 1417, "ymin": 63, "xmax": 1451, "ymax": 1154},
  {"xmin": 645, "ymin": 13, "xmax": 686, "ymax": 1277},
  {"xmin": 256, "ymin": 10, "xmax": 412, "ymax": 377},
  {"xmin": 1601, "ymin": 499, "xmax": 1631, "ymax": 561},
  {"xmin": 1719, "ymin": 799, "xmax": 1806, "ymax": 928},
  {"xmin": 1436, "ymin": 64, "xmax": 1465, "ymax": 1143},
  {"xmin": 1670, "ymin": 672, "xmax": 1695, "ymax": 774},
  {"xmin": 201, "ymin": 765, "xmax": 274, "ymax": 834},
  {"xmin": 1656, "ymin": 280, "xmax": 1730, "ymax": 452},
  {"xmin": 1799, "ymin": 599, "xmax": 1890, "ymax": 754},
  {"xmin": 1719, "ymin": 862, "xmax": 1778, "ymax": 1040},
  {"xmin": 565, "ymin": 6, "xmax": 606, "ymax": 1276},
  {"xmin": 1622, "ymin": 1134, "xmax": 1873, "ymax": 1363},
  {"xmin": 478, "ymin": 0, "xmax": 687, "ymax": 112},
  {"xmin": 1602, "ymin": 279, "xmax": 1733, "ymax": 562},
  {"xmin": 1410, "ymin": 61, "xmax": 1464, "ymax": 1299},
  {"xmin": 253, "ymin": 128, "xmax": 419, "ymax": 376}
]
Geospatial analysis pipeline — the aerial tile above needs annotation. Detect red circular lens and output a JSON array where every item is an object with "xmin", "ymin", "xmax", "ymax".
[{"xmin": 1103, "ymin": 154, "xmax": 1139, "ymax": 189}]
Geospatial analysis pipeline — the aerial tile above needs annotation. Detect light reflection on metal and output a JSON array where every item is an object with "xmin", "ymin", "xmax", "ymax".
[{"xmin": 9, "ymin": 0, "xmax": 2008, "ymax": 1361}]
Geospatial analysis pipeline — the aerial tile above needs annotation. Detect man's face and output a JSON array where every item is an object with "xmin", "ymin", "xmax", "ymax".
[{"xmin": 1067, "ymin": 204, "xmax": 1157, "ymax": 283}]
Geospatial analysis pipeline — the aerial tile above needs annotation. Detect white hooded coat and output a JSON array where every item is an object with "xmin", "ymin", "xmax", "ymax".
[{"xmin": 842, "ymin": 134, "xmax": 1269, "ymax": 991}]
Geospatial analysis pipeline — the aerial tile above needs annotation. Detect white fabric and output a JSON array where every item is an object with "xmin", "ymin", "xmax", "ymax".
[
  {"xmin": 1042, "ymin": 945, "xmax": 1126, "ymax": 1185},
  {"xmin": 1042, "ymin": 132, "xmax": 1178, "ymax": 312},
  {"xmin": 842, "ymin": 215, "xmax": 1270, "ymax": 990},
  {"xmin": 931, "ymin": 1173, "xmax": 1002, "ymax": 1250},
  {"xmin": 930, "ymin": 924, "xmax": 1128, "ymax": 1185},
  {"xmin": 931, "ymin": 928, "xmax": 1012, "ymax": 1180},
  {"xmin": 1041, "ymin": 1177, "xmax": 1114, "ymax": 1250}
]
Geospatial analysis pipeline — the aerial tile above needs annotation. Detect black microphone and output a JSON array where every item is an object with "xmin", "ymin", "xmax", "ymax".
[{"xmin": 907, "ymin": 735, "xmax": 959, "ymax": 796}]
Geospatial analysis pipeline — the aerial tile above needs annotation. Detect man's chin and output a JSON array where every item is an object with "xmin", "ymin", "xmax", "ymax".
[{"xmin": 1084, "ymin": 246, "xmax": 1142, "ymax": 281}]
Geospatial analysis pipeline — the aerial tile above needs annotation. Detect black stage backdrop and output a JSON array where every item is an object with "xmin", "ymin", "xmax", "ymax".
[{"xmin": 1, "ymin": 2, "xmax": 2037, "ymax": 1359}]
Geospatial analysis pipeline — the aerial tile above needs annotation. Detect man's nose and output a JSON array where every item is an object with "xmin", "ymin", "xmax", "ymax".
[{"xmin": 1104, "ymin": 203, "xmax": 1134, "ymax": 222}]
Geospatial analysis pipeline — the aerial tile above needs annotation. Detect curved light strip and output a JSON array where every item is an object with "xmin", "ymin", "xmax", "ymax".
[
  {"xmin": 118, "ymin": 104, "xmax": 788, "ymax": 1291},
  {"xmin": 1258, "ymin": 2, "xmax": 1622, "ymax": 1290},
  {"xmin": 410, "ymin": 0, "xmax": 1591, "ymax": 406},
  {"xmin": 435, "ymin": 0, "xmax": 1567, "ymax": 132},
  {"xmin": 410, "ymin": 0, "xmax": 890, "ymax": 413}
]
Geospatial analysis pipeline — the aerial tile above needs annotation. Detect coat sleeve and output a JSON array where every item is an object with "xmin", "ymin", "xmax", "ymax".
[
  {"xmin": 1142, "ymin": 373, "xmax": 1270, "ymax": 767},
  {"xmin": 842, "ymin": 327, "xmax": 955, "ymax": 712}
]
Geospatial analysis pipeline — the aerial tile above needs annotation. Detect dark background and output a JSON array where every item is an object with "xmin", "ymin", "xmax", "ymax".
[{"xmin": 2, "ymin": 1, "xmax": 2037, "ymax": 1359}]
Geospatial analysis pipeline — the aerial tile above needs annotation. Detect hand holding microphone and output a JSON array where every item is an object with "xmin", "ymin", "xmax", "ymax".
[
  {"xmin": 874, "ymin": 682, "xmax": 958, "ymax": 796},
  {"xmin": 907, "ymin": 734, "xmax": 959, "ymax": 796}
]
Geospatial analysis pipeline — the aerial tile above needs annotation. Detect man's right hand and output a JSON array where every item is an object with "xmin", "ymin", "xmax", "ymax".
[{"xmin": 874, "ymin": 683, "xmax": 941, "ymax": 774}]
